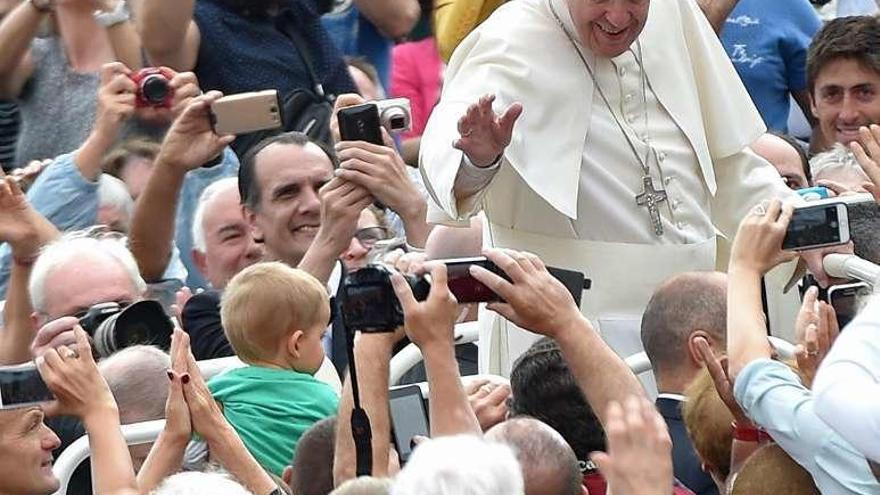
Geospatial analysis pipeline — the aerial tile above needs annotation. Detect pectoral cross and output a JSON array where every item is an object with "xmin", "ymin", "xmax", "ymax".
[{"xmin": 635, "ymin": 175, "xmax": 667, "ymax": 237}]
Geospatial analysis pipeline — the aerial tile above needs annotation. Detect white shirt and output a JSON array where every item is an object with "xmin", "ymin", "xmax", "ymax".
[
  {"xmin": 813, "ymin": 294, "xmax": 880, "ymax": 463},
  {"xmin": 456, "ymin": 48, "xmax": 716, "ymax": 244}
]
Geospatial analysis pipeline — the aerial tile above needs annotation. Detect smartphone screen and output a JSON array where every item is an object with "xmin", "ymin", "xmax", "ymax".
[
  {"xmin": 444, "ymin": 257, "xmax": 504, "ymax": 303},
  {"xmin": 338, "ymin": 104, "xmax": 384, "ymax": 145},
  {"xmin": 0, "ymin": 363, "xmax": 54, "ymax": 409},
  {"xmin": 828, "ymin": 282, "xmax": 871, "ymax": 329},
  {"xmin": 389, "ymin": 385, "xmax": 429, "ymax": 463},
  {"xmin": 783, "ymin": 203, "xmax": 849, "ymax": 250}
]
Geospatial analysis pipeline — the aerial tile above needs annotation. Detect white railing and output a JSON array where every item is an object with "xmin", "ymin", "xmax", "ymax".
[{"xmin": 389, "ymin": 322, "xmax": 479, "ymax": 385}]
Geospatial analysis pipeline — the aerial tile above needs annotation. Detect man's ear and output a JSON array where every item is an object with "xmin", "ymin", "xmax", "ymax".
[
  {"xmin": 809, "ymin": 90, "xmax": 818, "ymax": 119},
  {"xmin": 281, "ymin": 465, "xmax": 294, "ymax": 487},
  {"xmin": 687, "ymin": 330, "xmax": 713, "ymax": 366},
  {"xmin": 286, "ymin": 330, "xmax": 305, "ymax": 359},
  {"xmin": 192, "ymin": 249, "xmax": 208, "ymax": 277},
  {"xmin": 242, "ymin": 205, "xmax": 264, "ymax": 243}
]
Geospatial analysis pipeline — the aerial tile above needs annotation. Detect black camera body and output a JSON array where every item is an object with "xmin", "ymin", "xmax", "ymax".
[
  {"xmin": 339, "ymin": 264, "xmax": 430, "ymax": 333},
  {"xmin": 78, "ymin": 300, "xmax": 174, "ymax": 357}
]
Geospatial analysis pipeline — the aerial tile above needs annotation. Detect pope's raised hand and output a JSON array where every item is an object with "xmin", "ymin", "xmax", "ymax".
[{"xmin": 454, "ymin": 94, "xmax": 523, "ymax": 168}]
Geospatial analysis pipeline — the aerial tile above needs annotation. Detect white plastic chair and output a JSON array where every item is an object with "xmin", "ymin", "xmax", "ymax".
[{"xmin": 389, "ymin": 321, "xmax": 479, "ymax": 385}]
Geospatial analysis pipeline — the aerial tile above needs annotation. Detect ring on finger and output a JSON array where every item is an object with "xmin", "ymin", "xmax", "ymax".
[
  {"xmin": 752, "ymin": 204, "xmax": 767, "ymax": 216},
  {"xmin": 63, "ymin": 348, "xmax": 79, "ymax": 360},
  {"xmin": 461, "ymin": 128, "xmax": 473, "ymax": 138}
]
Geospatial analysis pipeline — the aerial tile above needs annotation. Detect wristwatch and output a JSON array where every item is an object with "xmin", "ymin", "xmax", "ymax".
[
  {"xmin": 29, "ymin": 0, "xmax": 54, "ymax": 13},
  {"xmin": 93, "ymin": 1, "xmax": 130, "ymax": 28}
]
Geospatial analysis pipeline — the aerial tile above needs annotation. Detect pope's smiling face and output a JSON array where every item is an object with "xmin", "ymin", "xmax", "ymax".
[{"xmin": 568, "ymin": 0, "xmax": 650, "ymax": 58}]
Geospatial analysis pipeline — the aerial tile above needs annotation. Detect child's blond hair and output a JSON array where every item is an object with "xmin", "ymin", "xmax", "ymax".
[{"xmin": 220, "ymin": 262, "xmax": 329, "ymax": 364}]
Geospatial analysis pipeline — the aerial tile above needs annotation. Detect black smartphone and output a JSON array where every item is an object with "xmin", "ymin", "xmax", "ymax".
[
  {"xmin": 337, "ymin": 104, "xmax": 384, "ymax": 145},
  {"xmin": 827, "ymin": 282, "xmax": 871, "ymax": 329},
  {"xmin": 783, "ymin": 202, "xmax": 850, "ymax": 251},
  {"xmin": 389, "ymin": 385, "xmax": 429, "ymax": 463},
  {"xmin": 0, "ymin": 362, "xmax": 54, "ymax": 409}
]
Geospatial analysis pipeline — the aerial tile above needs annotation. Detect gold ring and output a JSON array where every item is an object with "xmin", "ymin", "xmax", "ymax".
[{"xmin": 65, "ymin": 348, "xmax": 79, "ymax": 359}]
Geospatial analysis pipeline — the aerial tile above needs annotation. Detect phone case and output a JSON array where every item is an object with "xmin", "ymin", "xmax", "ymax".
[
  {"xmin": 211, "ymin": 90, "xmax": 282, "ymax": 135},
  {"xmin": 337, "ymin": 104, "xmax": 384, "ymax": 145}
]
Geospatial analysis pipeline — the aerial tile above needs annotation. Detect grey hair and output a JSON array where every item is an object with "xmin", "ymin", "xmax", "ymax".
[
  {"xmin": 810, "ymin": 144, "xmax": 871, "ymax": 182},
  {"xmin": 29, "ymin": 230, "xmax": 147, "ymax": 314},
  {"xmin": 391, "ymin": 435, "xmax": 524, "ymax": 495},
  {"xmin": 98, "ymin": 345, "xmax": 171, "ymax": 424},
  {"xmin": 98, "ymin": 174, "xmax": 135, "ymax": 231},
  {"xmin": 330, "ymin": 477, "xmax": 393, "ymax": 495},
  {"xmin": 192, "ymin": 177, "xmax": 239, "ymax": 254},
  {"xmin": 486, "ymin": 418, "xmax": 582, "ymax": 495},
  {"xmin": 150, "ymin": 471, "xmax": 251, "ymax": 495}
]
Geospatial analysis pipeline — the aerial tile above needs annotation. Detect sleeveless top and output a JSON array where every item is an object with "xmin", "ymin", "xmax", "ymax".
[{"xmin": 193, "ymin": 0, "xmax": 356, "ymax": 100}]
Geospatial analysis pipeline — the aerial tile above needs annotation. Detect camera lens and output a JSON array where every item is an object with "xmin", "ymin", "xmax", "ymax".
[
  {"xmin": 92, "ymin": 313, "xmax": 122, "ymax": 357},
  {"xmin": 140, "ymin": 75, "xmax": 169, "ymax": 104}
]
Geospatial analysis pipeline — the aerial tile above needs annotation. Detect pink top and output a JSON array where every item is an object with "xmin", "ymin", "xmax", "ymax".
[{"xmin": 391, "ymin": 37, "xmax": 444, "ymax": 140}]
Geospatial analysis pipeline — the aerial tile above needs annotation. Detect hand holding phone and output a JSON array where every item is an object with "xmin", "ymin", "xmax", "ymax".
[
  {"xmin": 783, "ymin": 202, "xmax": 850, "ymax": 251},
  {"xmin": 337, "ymin": 103, "xmax": 384, "ymax": 145},
  {"xmin": 210, "ymin": 89, "xmax": 282, "ymax": 135},
  {"xmin": 389, "ymin": 385, "xmax": 429, "ymax": 463}
]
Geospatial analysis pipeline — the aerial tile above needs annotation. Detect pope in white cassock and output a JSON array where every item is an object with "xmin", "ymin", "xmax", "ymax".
[{"xmin": 419, "ymin": 0, "xmax": 806, "ymax": 375}]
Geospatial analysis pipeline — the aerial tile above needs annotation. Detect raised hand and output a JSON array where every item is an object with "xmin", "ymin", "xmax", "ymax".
[
  {"xmin": 730, "ymin": 200, "xmax": 797, "ymax": 276},
  {"xmin": 453, "ymin": 94, "xmax": 523, "ymax": 168},
  {"xmin": 694, "ymin": 337, "xmax": 751, "ymax": 425},
  {"xmin": 850, "ymin": 124, "xmax": 880, "ymax": 201},
  {"xmin": 93, "ymin": 62, "xmax": 138, "ymax": 143},
  {"xmin": 335, "ymin": 133, "xmax": 427, "ymax": 226},
  {"xmin": 0, "ymin": 175, "xmax": 57, "ymax": 259},
  {"xmin": 155, "ymin": 91, "xmax": 235, "ymax": 171},
  {"xmin": 390, "ymin": 263, "xmax": 459, "ymax": 351},
  {"xmin": 178, "ymin": 330, "xmax": 226, "ymax": 442},
  {"xmin": 31, "ymin": 316, "xmax": 80, "ymax": 359},
  {"xmin": 36, "ymin": 326, "xmax": 117, "ymax": 420},
  {"xmin": 164, "ymin": 329, "xmax": 192, "ymax": 441},
  {"xmin": 590, "ymin": 396, "xmax": 673, "ymax": 495},
  {"xmin": 794, "ymin": 294, "xmax": 840, "ymax": 388},
  {"xmin": 315, "ymin": 177, "xmax": 374, "ymax": 254},
  {"xmin": 469, "ymin": 248, "xmax": 582, "ymax": 339}
]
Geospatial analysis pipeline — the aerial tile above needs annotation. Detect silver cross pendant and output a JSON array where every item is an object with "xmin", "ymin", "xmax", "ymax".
[{"xmin": 635, "ymin": 175, "xmax": 667, "ymax": 236}]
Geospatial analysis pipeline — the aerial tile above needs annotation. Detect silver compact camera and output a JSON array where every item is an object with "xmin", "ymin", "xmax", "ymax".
[{"xmin": 373, "ymin": 98, "xmax": 412, "ymax": 133}]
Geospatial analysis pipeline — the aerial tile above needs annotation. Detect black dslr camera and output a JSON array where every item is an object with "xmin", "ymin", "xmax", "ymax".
[
  {"xmin": 78, "ymin": 300, "xmax": 174, "ymax": 357},
  {"xmin": 339, "ymin": 264, "xmax": 431, "ymax": 333}
]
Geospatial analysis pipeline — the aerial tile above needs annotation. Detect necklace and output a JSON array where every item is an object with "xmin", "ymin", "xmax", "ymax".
[{"xmin": 548, "ymin": 0, "xmax": 667, "ymax": 236}]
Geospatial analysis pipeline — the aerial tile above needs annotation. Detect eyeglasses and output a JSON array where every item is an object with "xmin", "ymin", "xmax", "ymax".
[{"xmin": 354, "ymin": 226, "xmax": 391, "ymax": 249}]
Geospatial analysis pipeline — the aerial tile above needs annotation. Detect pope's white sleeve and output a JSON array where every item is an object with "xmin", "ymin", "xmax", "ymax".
[
  {"xmin": 813, "ymin": 297, "xmax": 880, "ymax": 462},
  {"xmin": 710, "ymin": 146, "xmax": 801, "ymax": 240}
]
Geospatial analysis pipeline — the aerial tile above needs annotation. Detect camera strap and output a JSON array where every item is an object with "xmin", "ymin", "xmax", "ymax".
[{"xmin": 337, "ymin": 266, "xmax": 374, "ymax": 477}]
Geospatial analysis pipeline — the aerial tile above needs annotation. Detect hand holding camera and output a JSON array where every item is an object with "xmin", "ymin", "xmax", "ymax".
[
  {"xmin": 314, "ymin": 177, "xmax": 374, "ymax": 255},
  {"xmin": 469, "ymin": 249, "xmax": 583, "ymax": 339},
  {"xmin": 35, "ymin": 326, "xmax": 117, "ymax": 421},
  {"xmin": 155, "ymin": 91, "xmax": 235, "ymax": 172},
  {"xmin": 390, "ymin": 263, "xmax": 460, "ymax": 353},
  {"xmin": 454, "ymin": 93, "xmax": 523, "ymax": 168},
  {"xmin": 93, "ymin": 62, "xmax": 138, "ymax": 144}
]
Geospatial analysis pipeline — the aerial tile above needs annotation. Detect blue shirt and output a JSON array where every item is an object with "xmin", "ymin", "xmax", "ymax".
[
  {"xmin": 721, "ymin": 0, "xmax": 821, "ymax": 133},
  {"xmin": 322, "ymin": 5, "xmax": 392, "ymax": 91},
  {"xmin": 734, "ymin": 359, "xmax": 880, "ymax": 495}
]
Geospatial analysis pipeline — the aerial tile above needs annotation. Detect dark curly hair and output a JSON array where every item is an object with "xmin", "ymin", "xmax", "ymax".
[{"xmin": 508, "ymin": 337, "xmax": 606, "ymax": 465}]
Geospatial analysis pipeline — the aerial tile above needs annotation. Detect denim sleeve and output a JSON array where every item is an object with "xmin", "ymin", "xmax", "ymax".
[{"xmin": 0, "ymin": 153, "xmax": 98, "ymax": 297}]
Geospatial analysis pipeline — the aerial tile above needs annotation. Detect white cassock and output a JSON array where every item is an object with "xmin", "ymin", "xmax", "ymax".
[{"xmin": 420, "ymin": 0, "xmax": 800, "ymax": 375}]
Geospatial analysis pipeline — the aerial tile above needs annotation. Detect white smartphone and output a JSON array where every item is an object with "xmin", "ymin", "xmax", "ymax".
[
  {"xmin": 0, "ymin": 362, "xmax": 54, "ymax": 409},
  {"xmin": 210, "ymin": 89, "xmax": 282, "ymax": 135},
  {"xmin": 783, "ymin": 202, "xmax": 850, "ymax": 251}
]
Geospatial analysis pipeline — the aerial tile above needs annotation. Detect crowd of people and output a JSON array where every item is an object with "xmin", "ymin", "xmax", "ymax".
[{"xmin": 1, "ymin": 0, "xmax": 880, "ymax": 494}]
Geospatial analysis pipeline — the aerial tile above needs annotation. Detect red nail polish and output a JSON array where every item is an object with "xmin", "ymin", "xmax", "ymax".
[
  {"xmin": 166, "ymin": 370, "xmax": 173, "ymax": 381},
  {"xmin": 181, "ymin": 374, "xmax": 190, "ymax": 384}
]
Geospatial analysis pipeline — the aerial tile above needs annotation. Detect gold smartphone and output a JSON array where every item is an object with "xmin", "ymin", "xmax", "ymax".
[{"xmin": 210, "ymin": 89, "xmax": 282, "ymax": 135}]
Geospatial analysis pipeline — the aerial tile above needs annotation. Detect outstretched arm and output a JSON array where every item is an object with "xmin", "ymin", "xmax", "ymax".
[
  {"xmin": 353, "ymin": 0, "xmax": 420, "ymax": 40},
  {"xmin": 131, "ymin": 0, "xmax": 200, "ymax": 70},
  {"xmin": 471, "ymin": 248, "xmax": 645, "ymax": 427}
]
